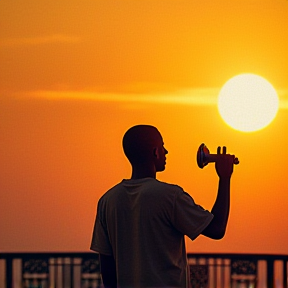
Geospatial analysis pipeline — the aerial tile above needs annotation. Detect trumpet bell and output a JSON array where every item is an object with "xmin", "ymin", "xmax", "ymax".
[{"xmin": 197, "ymin": 143, "xmax": 209, "ymax": 169}]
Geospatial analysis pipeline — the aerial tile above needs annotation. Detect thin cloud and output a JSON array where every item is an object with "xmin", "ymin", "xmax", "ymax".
[
  {"xmin": 278, "ymin": 89, "xmax": 288, "ymax": 109},
  {"xmin": 0, "ymin": 34, "xmax": 80, "ymax": 47},
  {"xmin": 25, "ymin": 88, "xmax": 288, "ymax": 109},
  {"xmin": 28, "ymin": 89, "xmax": 219, "ymax": 107}
]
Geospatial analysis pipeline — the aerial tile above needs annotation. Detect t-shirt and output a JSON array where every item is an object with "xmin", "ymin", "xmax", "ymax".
[{"xmin": 90, "ymin": 178, "xmax": 213, "ymax": 288}]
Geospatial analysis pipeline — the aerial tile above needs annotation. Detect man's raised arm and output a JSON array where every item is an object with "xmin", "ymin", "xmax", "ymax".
[{"xmin": 201, "ymin": 146, "xmax": 235, "ymax": 239}]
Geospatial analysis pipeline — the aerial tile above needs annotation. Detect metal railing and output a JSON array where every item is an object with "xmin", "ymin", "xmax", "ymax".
[
  {"xmin": 0, "ymin": 252, "xmax": 287, "ymax": 288},
  {"xmin": 187, "ymin": 253, "xmax": 288, "ymax": 288}
]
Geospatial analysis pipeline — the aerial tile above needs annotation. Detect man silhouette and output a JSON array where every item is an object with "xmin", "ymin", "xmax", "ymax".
[{"xmin": 91, "ymin": 125, "xmax": 236, "ymax": 288}]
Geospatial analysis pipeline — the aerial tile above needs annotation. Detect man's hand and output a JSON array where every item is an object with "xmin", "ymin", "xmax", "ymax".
[{"xmin": 215, "ymin": 146, "xmax": 235, "ymax": 179}]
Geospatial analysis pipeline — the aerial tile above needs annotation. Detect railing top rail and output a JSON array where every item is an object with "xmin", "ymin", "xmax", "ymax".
[
  {"xmin": 0, "ymin": 252, "xmax": 95, "ymax": 259},
  {"xmin": 0, "ymin": 252, "xmax": 287, "ymax": 260},
  {"xmin": 187, "ymin": 252, "xmax": 288, "ymax": 261}
]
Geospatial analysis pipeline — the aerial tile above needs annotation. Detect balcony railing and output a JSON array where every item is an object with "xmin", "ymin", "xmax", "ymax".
[{"xmin": 0, "ymin": 252, "xmax": 287, "ymax": 288}]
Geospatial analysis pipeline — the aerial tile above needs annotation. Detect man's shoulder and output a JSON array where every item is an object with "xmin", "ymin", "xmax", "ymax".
[
  {"xmin": 154, "ymin": 179, "xmax": 183, "ymax": 191},
  {"xmin": 98, "ymin": 181, "xmax": 124, "ymax": 201},
  {"xmin": 99, "ymin": 178, "xmax": 184, "ymax": 200}
]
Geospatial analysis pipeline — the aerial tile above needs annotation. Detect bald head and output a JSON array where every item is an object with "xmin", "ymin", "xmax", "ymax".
[{"xmin": 122, "ymin": 125, "xmax": 162, "ymax": 165}]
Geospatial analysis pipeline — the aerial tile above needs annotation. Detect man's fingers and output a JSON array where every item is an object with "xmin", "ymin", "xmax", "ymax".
[
  {"xmin": 217, "ymin": 146, "xmax": 227, "ymax": 154},
  {"xmin": 217, "ymin": 146, "xmax": 221, "ymax": 154}
]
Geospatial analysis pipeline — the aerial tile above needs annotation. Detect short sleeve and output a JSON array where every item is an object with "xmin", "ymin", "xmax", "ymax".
[
  {"xmin": 90, "ymin": 201, "xmax": 113, "ymax": 255},
  {"xmin": 172, "ymin": 190, "xmax": 214, "ymax": 240}
]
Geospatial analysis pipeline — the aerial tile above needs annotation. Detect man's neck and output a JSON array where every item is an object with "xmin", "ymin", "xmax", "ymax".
[{"xmin": 131, "ymin": 166, "xmax": 156, "ymax": 179}]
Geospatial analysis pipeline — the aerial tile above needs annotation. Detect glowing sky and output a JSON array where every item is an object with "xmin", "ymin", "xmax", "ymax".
[{"xmin": 1, "ymin": 0, "xmax": 288, "ymax": 254}]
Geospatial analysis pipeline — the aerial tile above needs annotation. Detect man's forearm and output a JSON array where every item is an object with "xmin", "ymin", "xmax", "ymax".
[
  {"xmin": 211, "ymin": 177, "xmax": 230, "ymax": 231},
  {"xmin": 202, "ymin": 177, "xmax": 230, "ymax": 239}
]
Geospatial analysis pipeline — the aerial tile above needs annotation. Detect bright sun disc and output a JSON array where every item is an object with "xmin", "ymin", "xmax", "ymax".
[{"xmin": 217, "ymin": 74, "xmax": 279, "ymax": 132}]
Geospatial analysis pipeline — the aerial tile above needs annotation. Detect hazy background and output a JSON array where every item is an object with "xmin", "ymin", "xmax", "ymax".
[{"xmin": 1, "ymin": 0, "xmax": 288, "ymax": 254}]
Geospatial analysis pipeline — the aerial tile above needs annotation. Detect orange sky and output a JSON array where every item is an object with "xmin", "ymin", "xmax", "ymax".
[{"xmin": 1, "ymin": 0, "xmax": 288, "ymax": 254}]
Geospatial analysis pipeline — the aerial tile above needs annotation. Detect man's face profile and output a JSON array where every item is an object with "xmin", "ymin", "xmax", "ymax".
[{"xmin": 153, "ymin": 136, "xmax": 168, "ymax": 172}]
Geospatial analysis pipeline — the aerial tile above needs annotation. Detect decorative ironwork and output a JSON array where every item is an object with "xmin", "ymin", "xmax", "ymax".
[
  {"xmin": 22, "ymin": 258, "xmax": 49, "ymax": 274},
  {"xmin": 190, "ymin": 264, "xmax": 208, "ymax": 288},
  {"xmin": 81, "ymin": 258, "xmax": 100, "ymax": 274},
  {"xmin": 22, "ymin": 258, "xmax": 49, "ymax": 288},
  {"xmin": 231, "ymin": 259, "xmax": 257, "ymax": 275},
  {"xmin": 81, "ymin": 257, "xmax": 102, "ymax": 288},
  {"xmin": 231, "ymin": 259, "xmax": 257, "ymax": 288}
]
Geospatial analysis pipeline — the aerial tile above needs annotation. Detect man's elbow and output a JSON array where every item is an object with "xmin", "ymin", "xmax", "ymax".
[
  {"xmin": 201, "ymin": 225, "xmax": 226, "ymax": 240},
  {"xmin": 211, "ymin": 229, "xmax": 226, "ymax": 240}
]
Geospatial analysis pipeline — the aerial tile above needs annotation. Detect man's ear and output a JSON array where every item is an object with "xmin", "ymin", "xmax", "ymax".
[{"xmin": 153, "ymin": 147, "xmax": 159, "ymax": 159}]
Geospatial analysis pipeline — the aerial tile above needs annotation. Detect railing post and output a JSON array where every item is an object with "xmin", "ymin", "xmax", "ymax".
[
  {"xmin": 267, "ymin": 258, "xmax": 274, "ymax": 288},
  {"xmin": 284, "ymin": 259, "xmax": 288, "ymax": 288},
  {"xmin": 6, "ymin": 257, "xmax": 12, "ymax": 288}
]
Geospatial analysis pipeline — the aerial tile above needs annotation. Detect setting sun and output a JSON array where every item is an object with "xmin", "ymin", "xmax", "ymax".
[{"xmin": 217, "ymin": 74, "xmax": 279, "ymax": 132}]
